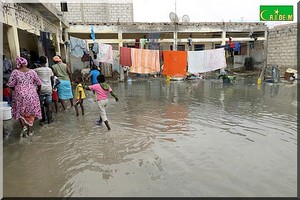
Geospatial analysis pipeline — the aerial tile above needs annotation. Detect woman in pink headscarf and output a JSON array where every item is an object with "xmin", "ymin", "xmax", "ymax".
[{"xmin": 7, "ymin": 56, "xmax": 42, "ymax": 137}]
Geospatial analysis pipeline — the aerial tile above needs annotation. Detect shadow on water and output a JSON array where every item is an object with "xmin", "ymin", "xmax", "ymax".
[{"xmin": 3, "ymin": 78, "xmax": 297, "ymax": 197}]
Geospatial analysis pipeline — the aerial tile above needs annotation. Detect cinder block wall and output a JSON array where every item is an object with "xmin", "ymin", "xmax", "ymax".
[
  {"xmin": 267, "ymin": 23, "xmax": 297, "ymax": 74},
  {"xmin": 55, "ymin": 1, "xmax": 133, "ymax": 23}
]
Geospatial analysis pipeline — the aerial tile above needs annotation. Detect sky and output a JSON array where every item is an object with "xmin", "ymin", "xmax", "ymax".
[{"xmin": 132, "ymin": 0, "xmax": 298, "ymax": 27}]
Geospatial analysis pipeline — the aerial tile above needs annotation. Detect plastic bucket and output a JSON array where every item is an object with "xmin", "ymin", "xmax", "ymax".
[
  {"xmin": 0, "ymin": 102, "xmax": 9, "ymax": 107},
  {"xmin": 223, "ymin": 78, "xmax": 231, "ymax": 83},
  {"xmin": 0, "ymin": 106, "xmax": 12, "ymax": 120},
  {"xmin": 171, "ymin": 77, "xmax": 184, "ymax": 81}
]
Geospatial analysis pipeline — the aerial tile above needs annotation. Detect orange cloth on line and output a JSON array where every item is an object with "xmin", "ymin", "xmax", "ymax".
[
  {"xmin": 130, "ymin": 48, "xmax": 160, "ymax": 74},
  {"xmin": 162, "ymin": 51, "xmax": 187, "ymax": 77}
]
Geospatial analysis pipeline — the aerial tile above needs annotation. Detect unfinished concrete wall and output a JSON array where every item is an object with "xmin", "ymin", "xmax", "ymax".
[
  {"xmin": 267, "ymin": 23, "xmax": 297, "ymax": 73},
  {"xmin": 55, "ymin": 1, "xmax": 133, "ymax": 23},
  {"xmin": 56, "ymin": 3, "xmax": 83, "ymax": 23},
  {"xmin": 108, "ymin": 3, "xmax": 133, "ymax": 22},
  {"xmin": 249, "ymin": 41, "xmax": 264, "ymax": 68}
]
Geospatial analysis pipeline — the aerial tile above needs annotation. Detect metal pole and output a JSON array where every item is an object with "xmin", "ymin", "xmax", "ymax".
[
  {"xmin": 174, "ymin": 0, "xmax": 177, "ymax": 50},
  {"xmin": 174, "ymin": 23, "xmax": 177, "ymax": 51}
]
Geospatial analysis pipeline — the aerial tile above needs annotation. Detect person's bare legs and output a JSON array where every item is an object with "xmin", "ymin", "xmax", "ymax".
[
  {"xmin": 19, "ymin": 118, "xmax": 25, "ymax": 128},
  {"xmin": 70, "ymin": 98, "xmax": 74, "ymax": 107},
  {"xmin": 28, "ymin": 126, "xmax": 34, "ymax": 136},
  {"xmin": 19, "ymin": 118, "xmax": 28, "ymax": 137},
  {"xmin": 46, "ymin": 101, "xmax": 53, "ymax": 123},
  {"xmin": 53, "ymin": 101, "xmax": 58, "ymax": 113},
  {"xmin": 97, "ymin": 116, "xmax": 103, "ymax": 125},
  {"xmin": 74, "ymin": 103, "xmax": 79, "ymax": 116},
  {"xmin": 60, "ymin": 99, "xmax": 66, "ymax": 110},
  {"xmin": 104, "ymin": 120, "xmax": 111, "ymax": 131},
  {"xmin": 40, "ymin": 104, "xmax": 46, "ymax": 123},
  {"xmin": 80, "ymin": 101, "xmax": 84, "ymax": 115}
]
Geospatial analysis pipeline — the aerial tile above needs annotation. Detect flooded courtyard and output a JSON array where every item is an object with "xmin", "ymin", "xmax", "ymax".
[{"xmin": 3, "ymin": 77, "xmax": 297, "ymax": 197}]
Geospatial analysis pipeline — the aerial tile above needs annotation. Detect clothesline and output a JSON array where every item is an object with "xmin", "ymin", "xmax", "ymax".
[
  {"xmin": 69, "ymin": 36, "xmax": 227, "ymax": 76},
  {"xmin": 120, "ymin": 47, "xmax": 227, "ymax": 75}
]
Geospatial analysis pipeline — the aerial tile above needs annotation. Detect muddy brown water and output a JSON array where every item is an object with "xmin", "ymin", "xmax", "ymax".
[{"xmin": 3, "ymin": 77, "xmax": 297, "ymax": 197}]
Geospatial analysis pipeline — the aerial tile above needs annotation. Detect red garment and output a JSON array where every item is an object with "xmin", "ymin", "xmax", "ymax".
[
  {"xmin": 52, "ymin": 90, "xmax": 59, "ymax": 101},
  {"xmin": 20, "ymin": 115, "xmax": 35, "ymax": 126},
  {"xmin": 3, "ymin": 88, "xmax": 11, "ymax": 97},
  {"xmin": 230, "ymin": 43, "xmax": 235, "ymax": 48},
  {"xmin": 162, "ymin": 51, "xmax": 187, "ymax": 77},
  {"xmin": 135, "ymin": 39, "xmax": 140, "ymax": 48},
  {"xmin": 120, "ymin": 47, "xmax": 132, "ymax": 66}
]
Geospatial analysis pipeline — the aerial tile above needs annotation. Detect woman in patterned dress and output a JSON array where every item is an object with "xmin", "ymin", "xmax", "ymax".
[{"xmin": 7, "ymin": 56, "xmax": 42, "ymax": 137}]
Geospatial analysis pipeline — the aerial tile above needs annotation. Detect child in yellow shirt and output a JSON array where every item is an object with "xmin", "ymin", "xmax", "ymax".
[{"xmin": 74, "ymin": 78, "xmax": 86, "ymax": 116}]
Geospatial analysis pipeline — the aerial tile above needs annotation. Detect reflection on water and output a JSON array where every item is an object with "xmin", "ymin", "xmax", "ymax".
[{"xmin": 3, "ymin": 78, "xmax": 297, "ymax": 197}]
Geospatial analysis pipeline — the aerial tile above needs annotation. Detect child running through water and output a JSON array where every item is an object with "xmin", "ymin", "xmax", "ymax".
[
  {"xmin": 74, "ymin": 78, "xmax": 86, "ymax": 116},
  {"xmin": 85, "ymin": 74, "xmax": 119, "ymax": 131}
]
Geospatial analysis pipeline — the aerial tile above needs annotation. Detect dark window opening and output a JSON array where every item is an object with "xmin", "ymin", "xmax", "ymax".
[{"xmin": 194, "ymin": 44, "xmax": 204, "ymax": 51}]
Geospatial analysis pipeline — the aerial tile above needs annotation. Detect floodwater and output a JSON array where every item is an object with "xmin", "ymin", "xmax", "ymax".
[{"xmin": 3, "ymin": 77, "xmax": 297, "ymax": 197}]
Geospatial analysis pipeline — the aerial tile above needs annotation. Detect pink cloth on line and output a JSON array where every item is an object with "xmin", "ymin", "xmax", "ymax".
[
  {"xmin": 120, "ymin": 47, "xmax": 132, "ymax": 66},
  {"xmin": 88, "ymin": 84, "xmax": 112, "ymax": 101},
  {"xmin": 130, "ymin": 48, "xmax": 160, "ymax": 74}
]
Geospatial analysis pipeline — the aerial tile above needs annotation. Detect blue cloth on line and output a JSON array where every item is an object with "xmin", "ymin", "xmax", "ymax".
[
  {"xmin": 92, "ymin": 42, "xmax": 99, "ymax": 54},
  {"xmin": 70, "ymin": 36, "xmax": 86, "ymax": 57},
  {"xmin": 57, "ymin": 80, "xmax": 73, "ymax": 100},
  {"xmin": 91, "ymin": 26, "xmax": 96, "ymax": 41},
  {"xmin": 234, "ymin": 42, "xmax": 241, "ymax": 51}
]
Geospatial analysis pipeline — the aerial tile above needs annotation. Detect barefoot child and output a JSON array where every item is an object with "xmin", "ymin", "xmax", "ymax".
[
  {"xmin": 74, "ymin": 78, "xmax": 86, "ymax": 116},
  {"xmin": 85, "ymin": 74, "xmax": 118, "ymax": 130}
]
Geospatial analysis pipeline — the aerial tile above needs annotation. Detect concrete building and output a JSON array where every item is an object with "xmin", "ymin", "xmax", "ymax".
[
  {"xmin": 54, "ymin": 0, "xmax": 134, "ymax": 24},
  {"xmin": 1, "ymin": 2, "xmax": 69, "ymax": 67},
  {"xmin": 55, "ymin": 2, "xmax": 267, "ymax": 73},
  {"xmin": 4, "ymin": 2, "xmax": 296, "ymax": 77}
]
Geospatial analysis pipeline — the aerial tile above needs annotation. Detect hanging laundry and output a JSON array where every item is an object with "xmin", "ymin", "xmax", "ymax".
[
  {"xmin": 112, "ymin": 50, "xmax": 120, "ymax": 72},
  {"xmin": 120, "ymin": 47, "xmax": 132, "ymax": 66},
  {"xmin": 130, "ymin": 48, "xmax": 160, "ymax": 74},
  {"xmin": 97, "ymin": 43, "xmax": 113, "ymax": 64},
  {"xmin": 163, "ymin": 51, "xmax": 187, "ymax": 77},
  {"xmin": 140, "ymin": 38, "xmax": 147, "ymax": 49},
  {"xmin": 102, "ymin": 62, "xmax": 113, "ymax": 77},
  {"xmin": 70, "ymin": 36, "xmax": 87, "ymax": 57},
  {"xmin": 92, "ymin": 42, "xmax": 99, "ymax": 54},
  {"xmin": 233, "ymin": 42, "xmax": 241, "ymax": 52},
  {"xmin": 187, "ymin": 51, "xmax": 205, "ymax": 74},
  {"xmin": 40, "ymin": 31, "xmax": 51, "ymax": 60},
  {"xmin": 91, "ymin": 25, "xmax": 96, "ymax": 41},
  {"xmin": 81, "ymin": 51, "xmax": 90, "ymax": 62},
  {"xmin": 135, "ymin": 38, "xmax": 140, "ymax": 48},
  {"xmin": 148, "ymin": 33, "xmax": 160, "ymax": 50},
  {"xmin": 187, "ymin": 48, "xmax": 227, "ymax": 73}
]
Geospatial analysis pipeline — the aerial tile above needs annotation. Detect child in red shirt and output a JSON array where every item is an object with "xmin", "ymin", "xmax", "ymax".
[{"xmin": 3, "ymin": 84, "xmax": 11, "ymax": 105}]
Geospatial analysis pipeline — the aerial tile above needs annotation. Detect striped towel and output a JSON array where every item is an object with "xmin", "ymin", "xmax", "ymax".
[{"xmin": 130, "ymin": 48, "xmax": 160, "ymax": 74}]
